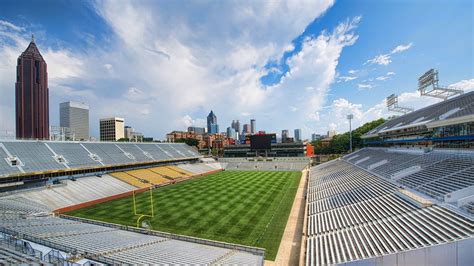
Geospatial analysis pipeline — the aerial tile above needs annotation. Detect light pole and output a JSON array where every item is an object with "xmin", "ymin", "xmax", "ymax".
[{"xmin": 347, "ymin": 114, "xmax": 353, "ymax": 153}]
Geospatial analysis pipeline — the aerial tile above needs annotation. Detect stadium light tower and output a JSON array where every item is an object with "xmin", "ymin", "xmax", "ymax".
[
  {"xmin": 347, "ymin": 114, "xmax": 353, "ymax": 153},
  {"xmin": 386, "ymin": 94, "xmax": 414, "ymax": 114},
  {"xmin": 418, "ymin": 69, "xmax": 463, "ymax": 100}
]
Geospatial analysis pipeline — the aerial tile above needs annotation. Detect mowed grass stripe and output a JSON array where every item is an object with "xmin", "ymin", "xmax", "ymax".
[{"xmin": 66, "ymin": 170, "xmax": 301, "ymax": 260}]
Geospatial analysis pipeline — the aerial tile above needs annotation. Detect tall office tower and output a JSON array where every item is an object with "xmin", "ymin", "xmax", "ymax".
[
  {"xmin": 99, "ymin": 117, "xmax": 124, "ymax": 141},
  {"xmin": 231, "ymin": 120, "xmax": 236, "ymax": 131},
  {"xmin": 226, "ymin": 127, "xmax": 236, "ymax": 139},
  {"xmin": 243, "ymin": 124, "xmax": 251, "ymax": 134},
  {"xmin": 294, "ymin": 129, "xmax": 302, "ymax": 142},
  {"xmin": 207, "ymin": 110, "xmax": 218, "ymax": 134},
  {"xmin": 282, "ymin": 129, "xmax": 289, "ymax": 142},
  {"xmin": 59, "ymin": 101, "xmax": 89, "ymax": 140},
  {"xmin": 15, "ymin": 35, "xmax": 49, "ymax": 139},
  {"xmin": 235, "ymin": 120, "xmax": 241, "ymax": 134},
  {"xmin": 250, "ymin": 119, "xmax": 256, "ymax": 134}
]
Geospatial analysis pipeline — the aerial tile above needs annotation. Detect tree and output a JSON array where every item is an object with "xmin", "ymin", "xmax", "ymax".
[{"xmin": 311, "ymin": 118, "xmax": 386, "ymax": 155}]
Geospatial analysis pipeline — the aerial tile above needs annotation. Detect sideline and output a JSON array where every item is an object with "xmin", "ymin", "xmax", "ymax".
[{"xmin": 265, "ymin": 168, "xmax": 308, "ymax": 265}]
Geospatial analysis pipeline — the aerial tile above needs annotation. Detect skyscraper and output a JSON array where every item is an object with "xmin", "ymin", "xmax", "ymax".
[
  {"xmin": 59, "ymin": 101, "xmax": 89, "ymax": 140},
  {"xmin": 250, "ymin": 119, "xmax": 256, "ymax": 134},
  {"xmin": 207, "ymin": 110, "xmax": 218, "ymax": 134},
  {"xmin": 15, "ymin": 35, "xmax": 49, "ymax": 139},
  {"xmin": 294, "ymin": 129, "xmax": 302, "ymax": 142},
  {"xmin": 234, "ymin": 120, "xmax": 241, "ymax": 134},
  {"xmin": 226, "ymin": 127, "xmax": 236, "ymax": 139},
  {"xmin": 243, "ymin": 124, "xmax": 250, "ymax": 134},
  {"xmin": 282, "ymin": 129, "xmax": 289, "ymax": 142}
]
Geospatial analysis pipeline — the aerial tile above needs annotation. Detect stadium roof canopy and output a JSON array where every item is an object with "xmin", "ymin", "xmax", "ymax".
[{"xmin": 363, "ymin": 91, "xmax": 474, "ymax": 139}]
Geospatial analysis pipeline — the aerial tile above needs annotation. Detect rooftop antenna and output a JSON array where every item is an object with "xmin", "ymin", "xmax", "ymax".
[
  {"xmin": 31, "ymin": 34, "xmax": 35, "ymax": 43},
  {"xmin": 386, "ymin": 94, "xmax": 413, "ymax": 114},
  {"xmin": 418, "ymin": 68, "xmax": 463, "ymax": 100}
]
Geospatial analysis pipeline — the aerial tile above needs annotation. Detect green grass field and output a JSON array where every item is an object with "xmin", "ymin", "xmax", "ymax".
[{"xmin": 66, "ymin": 170, "xmax": 301, "ymax": 260}]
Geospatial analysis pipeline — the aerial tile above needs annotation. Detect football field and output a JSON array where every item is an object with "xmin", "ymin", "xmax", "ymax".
[{"xmin": 66, "ymin": 170, "xmax": 301, "ymax": 260}]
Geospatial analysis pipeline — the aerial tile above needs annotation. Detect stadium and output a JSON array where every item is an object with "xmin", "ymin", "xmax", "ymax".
[{"xmin": 0, "ymin": 92, "xmax": 473, "ymax": 265}]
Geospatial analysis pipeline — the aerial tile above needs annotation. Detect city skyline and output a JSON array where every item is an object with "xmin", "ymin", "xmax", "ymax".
[{"xmin": 0, "ymin": 0, "xmax": 473, "ymax": 140}]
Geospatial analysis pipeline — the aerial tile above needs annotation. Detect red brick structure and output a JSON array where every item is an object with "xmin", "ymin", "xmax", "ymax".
[{"xmin": 15, "ymin": 36, "xmax": 49, "ymax": 139}]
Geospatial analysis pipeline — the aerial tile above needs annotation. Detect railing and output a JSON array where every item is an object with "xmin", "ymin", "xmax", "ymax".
[{"xmin": 59, "ymin": 214, "xmax": 266, "ymax": 258}]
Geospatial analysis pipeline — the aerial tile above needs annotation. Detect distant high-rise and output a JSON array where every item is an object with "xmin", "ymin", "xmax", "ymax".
[
  {"xmin": 100, "ymin": 117, "xmax": 124, "ymax": 141},
  {"xmin": 282, "ymin": 130, "xmax": 289, "ymax": 142},
  {"xmin": 234, "ymin": 120, "xmax": 241, "ymax": 134},
  {"xmin": 250, "ymin": 119, "xmax": 256, "ymax": 134},
  {"xmin": 60, "ymin": 101, "xmax": 89, "ymax": 140},
  {"xmin": 207, "ymin": 110, "xmax": 218, "ymax": 134},
  {"xmin": 243, "ymin": 124, "xmax": 251, "ymax": 134},
  {"xmin": 15, "ymin": 35, "xmax": 49, "ymax": 139},
  {"xmin": 226, "ymin": 127, "xmax": 236, "ymax": 139},
  {"xmin": 311, "ymin": 133, "xmax": 322, "ymax": 141},
  {"xmin": 294, "ymin": 129, "xmax": 302, "ymax": 142}
]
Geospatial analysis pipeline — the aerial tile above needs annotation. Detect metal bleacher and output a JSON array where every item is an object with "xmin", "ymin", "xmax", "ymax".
[
  {"xmin": 2, "ymin": 142, "xmax": 65, "ymax": 172},
  {"xmin": 306, "ymin": 159, "xmax": 474, "ymax": 266},
  {"xmin": 0, "ymin": 140, "xmax": 201, "ymax": 178},
  {"xmin": 344, "ymin": 147, "xmax": 474, "ymax": 201},
  {"xmin": 0, "ymin": 209, "xmax": 264, "ymax": 265},
  {"xmin": 46, "ymin": 142, "xmax": 101, "ymax": 168}
]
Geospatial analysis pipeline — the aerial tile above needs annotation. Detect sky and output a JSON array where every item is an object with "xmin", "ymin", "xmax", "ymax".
[{"xmin": 0, "ymin": 0, "xmax": 473, "ymax": 140}]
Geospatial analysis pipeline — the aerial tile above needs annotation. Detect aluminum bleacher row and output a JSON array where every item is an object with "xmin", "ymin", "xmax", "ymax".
[
  {"xmin": 306, "ymin": 159, "xmax": 474, "ymax": 266},
  {"xmin": 343, "ymin": 147, "xmax": 474, "ymax": 201},
  {"xmin": 4, "ymin": 175, "xmax": 136, "ymax": 210},
  {"xmin": 1, "ymin": 161, "xmax": 221, "ymax": 211},
  {"xmin": 0, "ymin": 140, "xmax": 201, "ymax": 178},
  {"xmin": 0, "ymin": 198, "xmax": 264, "ymax": 265}
]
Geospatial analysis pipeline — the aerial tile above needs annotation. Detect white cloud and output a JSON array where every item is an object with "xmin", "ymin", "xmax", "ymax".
[
  {"xmin": 348, "ymin": 69, "xmax": 358, "ymax": 74},
  {"xmin": 357, "ymin": 83, "xmax": 373, "ymax": 89},
  {"xmin": 375, "ymin": 76, "xmax": 389, "ymax": 81},
  {"xmin": 386, "ymin": 71, "xmax": 396, "ymax": 76},
  {"xmin": 339, "ymin": 76, "xmax": 357, "ymax": 82},
  {"xmin": 0, "ymin": 20, "xmax": 24, "ymax": 32},
  {"xmin": 365, "ymin": 42, "xmax": 412, "ymax": 66},
  {"xmin": 365, "ymin": 54, "xmax": 391, "ymax": 66},
  {"xmin": 448, "ymin": 79, "xmax": 474, "ymax": 92},
  {"xmin": 391, "ymin": 42, "xmax": 412, "ymax": 54}
]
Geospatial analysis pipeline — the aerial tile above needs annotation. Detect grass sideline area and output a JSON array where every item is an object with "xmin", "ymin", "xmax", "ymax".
[{"xmin": 66, "ymin": 170, "xmax": 301, "ymax": 260}]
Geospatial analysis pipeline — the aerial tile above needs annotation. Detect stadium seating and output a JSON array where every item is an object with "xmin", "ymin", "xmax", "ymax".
[
  {"xmin": 365, "ymin": 91, "xmax": 474, "ymax": 137},
  {"xmin": 306, "ymin": 159, "xmax": 474, "ymax": 266},
  {"xmin": 3, "ymin": 142, "xmax": 65, "ymax": 172},
  {"xmin": 0, "ymin": 146, "xmax": 21, "ymax": 177},
  {"xmin": 344, "ymin": 147, "xmax": 474, "ymax": 200},
  {"xmin": 5, "ymin": 175, "xmax": 136, "ymax": 210},
  {"xmin": 0, "ymin": 208, "xmax": 263, "ymax": 265},
  {"xmin": 148, "ymin": 166, "xmax": 182, "ymax": 179},
  {"xmin": 46, "ymin": 142, "xmax": 101, "ymax": 168},
  {"xmin": 126, "ymin": 169, "xmax": 170, "ymax": 185},
  {"xmin": 109, "ymin": 172, "xmax": 152, "ymax": 189},
  {"xmin": 0, "ymin": 244, "xmax": 46, "ymax": 264},
  {"xmin": 0, "ymin": 141, "xmax": 201, "ymax": 178},
  {"xmin": 177, "ymin": 163, "xmax": 219, "ymax": 175}
]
